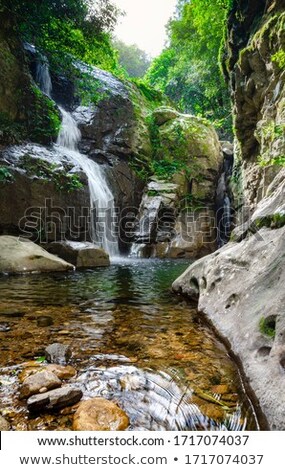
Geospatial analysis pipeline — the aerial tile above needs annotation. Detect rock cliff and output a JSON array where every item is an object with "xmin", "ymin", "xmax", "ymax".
[{"xmin": 174, "ymin": 0, "xmax": 285, "ymax": 428}]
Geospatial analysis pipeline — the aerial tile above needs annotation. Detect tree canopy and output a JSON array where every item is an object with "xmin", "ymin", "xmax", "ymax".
[
  {"xmin": 1, "ymin": 0, "xmax": 121, "ymax": 72},
  {"xmin": 145, "ymin": 0, "xmax": 233, "ymax": 137},
  {"xmin": 113, "ymin": 39, "xmax": 151, "ymax": 78}
]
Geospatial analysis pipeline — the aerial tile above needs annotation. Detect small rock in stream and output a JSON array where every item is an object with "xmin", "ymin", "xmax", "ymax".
[
  {"xmin": 0, "ymin": 415, "xmax": 10, "ymax": 430},
  {"xmin": 45, "ymin": 343, "xmax": 72, "ymax": 365},
  {"xmin": 0, "ymin": 322, "xmax": 11, "ymax": 332},
  {"xmin": 46, "ymin": 364, "xmax": 77, "ymax": 380},
  {"xmin": 27, "ymin": 387, "xmax": 83, "ymax": 412},
  {"xmin": 19, "ymin": 370, "xmax": 62, "ymax": 399},
  {"xmin": 37, "ymin": 316, "xmax": 54, "ymax": 327},
  {"xmin": 73, "ymin": 398, "xmax": 129, "ymax": 431}
]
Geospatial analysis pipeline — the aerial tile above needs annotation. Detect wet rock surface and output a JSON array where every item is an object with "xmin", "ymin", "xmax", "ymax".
[
  {"xmin": 45, "ymin": 343, "xmax": 72, "ymax": 365},
  {"xmin": 224, "ymin": 0, "xmax": 285, "ymax": 210},
  {"xmin": 19, "ymin": 370, "xmax": 62, "ymax": 399},
  {"xmin": 27, "ymin": 387, "xmax": 83, "ymax": 412},
  {"xmin": 73, "ymin": 398, "xmax": 129, "ymax": 431},
  {"xmin": 45, "ymin": 364, "xmax": 77, "ymax": 380},
  {"xmin": 173, "ymin": 223, "xmax": 285, "ymax": 429}
]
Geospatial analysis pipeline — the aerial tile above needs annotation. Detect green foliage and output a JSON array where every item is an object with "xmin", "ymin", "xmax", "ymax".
[
  {"xmin": 132, "ymin": 80, "xmax": 166, "ymax": 108},
  {"xmin": 75, "ymin": 73, "xmax": 110, "ymax": 106},
  {"xmin": 258, "ymin": 155, "xmax": 285, "ymax": 167},
  {"xmin": 0, "ymin": 112, "xmax": 25, "ymax": 144},
  {"xmin": 145, "ymin": 0, "xmax": 232, "ymax": 137},
  {"xmin": 272, "ymin": 50, "xmax": 285, "ymax": 70},
  {"xmin": 35, "ymin": 356, "xmax": 46, "ymax": 363},
  {"xmin": 113, "ymin": 39, "xmax": 152, "ymax": 78},
  {"xmin": 259, "ymin": 316, "xmax": 276, "ymax": 338},
  {"xmin": 28, "ymin": 86, "xmax": 61, "ymax": 143},
  {"xmin": 2, "ymin": 0, "xmax": 121, "ymax": 74},
  {"xmin": 151, "ymin": 159, "xmax": 187, "ymax": 180},
  {"xmin": 20, "ymin": 154, "xmax": 84, "ymax": 193},
  {"xmin": 0, "ymin": 166, "xmax": 14, "ymax": 183}
]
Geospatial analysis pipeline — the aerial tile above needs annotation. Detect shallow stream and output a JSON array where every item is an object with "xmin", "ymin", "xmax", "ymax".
[{"xmin": 0, "ymin": 259, "xmax": 260, "ymax": 430}]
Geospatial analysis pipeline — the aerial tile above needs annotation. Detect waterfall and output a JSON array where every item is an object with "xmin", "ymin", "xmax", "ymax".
[
  {"xmin": 36, "ymin": 61, "xmax": 52, "ymax": 98},
  {"xmin": 36, "ymin": 59, "xmax": 119, "ymax": 257},
  {"xmin": 56, "ymin": 108, "xmax": 119, "ymax": 257}
]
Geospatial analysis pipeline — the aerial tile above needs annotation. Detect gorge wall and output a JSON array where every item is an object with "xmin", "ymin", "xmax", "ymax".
[{"xmin": 174, "ymin": 0, "xmax": 285, "ymax": 429}]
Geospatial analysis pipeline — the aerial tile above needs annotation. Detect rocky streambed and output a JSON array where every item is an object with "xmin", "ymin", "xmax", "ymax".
[{"xmin": 0, "ymin": 259, "xmax": 262, "ymax": 431}]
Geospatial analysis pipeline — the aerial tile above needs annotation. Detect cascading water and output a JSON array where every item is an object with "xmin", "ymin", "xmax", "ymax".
[
  {"xmin": 36, "ymin": 60, "xmax": 52, "ymax": 98},
  {"xmin": 35, "ymin": 62, "xmax": 119, "ymax": 257},
  {"xmin": 56, "ymin": 108, "xmax": 119, "ymax": 256}
]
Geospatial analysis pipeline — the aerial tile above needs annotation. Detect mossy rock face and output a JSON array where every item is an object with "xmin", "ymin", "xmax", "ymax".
[
  {"xmin": 148, "ymin": 107, "xmax": 222, "ymax": 201},
  {"xmin": 152, "ymin": 107, "xmax": 180, "ymax": 126},
  {"xmin": 223, "ymin": 1, "xmax": 285, "ymax": 211},
  {"xmin": 0, "ymin": 11, "xmax": 60, "ymax": 145}
]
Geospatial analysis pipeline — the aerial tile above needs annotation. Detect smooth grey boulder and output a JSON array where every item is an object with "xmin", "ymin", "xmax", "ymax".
[
  {"xmin": 27, "ymin": 387, "xmax": 83, "ymax": 412},
  {"xmin": 45, "ymin": 343, "xmax": 72, "ymax": 365},
  {"xmin": 0, "ymin": 236, "xmax": 75, "ymax": 274},
  {"xmin": 46, "ymin": 240, "xmax": 110, "ymax": 267}
]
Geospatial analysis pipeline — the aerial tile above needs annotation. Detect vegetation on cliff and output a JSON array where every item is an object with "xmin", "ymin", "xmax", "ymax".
[{"xmin": 145, "ymin": 0, "xmax": 233, "ymax": 137}]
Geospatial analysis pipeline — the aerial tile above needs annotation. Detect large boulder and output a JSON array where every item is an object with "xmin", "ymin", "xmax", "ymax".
[
  {"xmin": 131, "ymin": 109, "xmax": 222, "ymax": 258},
  {"xmin": 0, "ymin": 144, "xmax": 89, "ymax": 241},
  {"xmin": 173, "ymin": 173, "xmax": 285, "ymax": 429},
  {"xmin": 73, "ymin": 398, "xmax": 129, "ymax": 431},
  {"xmin": 46, "ymin": 241, "xmax": 110, "ymax": 267},
  {"xmin": 0, "ymin": 236, "xmax": 74, "ymax": 274}
]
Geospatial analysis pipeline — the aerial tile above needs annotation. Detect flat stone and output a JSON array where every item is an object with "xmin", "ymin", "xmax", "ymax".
[
  {"xmin": 27, "ymin": 387, "xmax": 83, "ymax": 412},
  {"xmin": 45, "ymin": 343, "xmax": 72, "ymax": 365},
  {"xmin": 73, "ymin": 398, "xmax": 129, "ymax": 431},
  {"xmin": 19, "ymin": 370, "xmax": 62, "ymax": 399},
  {"xmin": 46, "ymin": 364, "xmax": 77, "ymax": 380}
]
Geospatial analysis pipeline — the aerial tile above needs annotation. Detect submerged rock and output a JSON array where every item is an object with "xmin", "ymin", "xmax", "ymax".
[
  {"xmin": 27, "ymin": 387, "xmax": 83, "ymax": 412},
  {"xmin": 45, "ymin": 343, "xmax": 72, "ymax": 365},
  {"xmin": 0, "ymin": 236, "xmax": 74, "ymax": 274},
  {"xmin": 37, "ymin": 316, "xmax": 54, "ymax": 327},
  {"xmin": 73, "ymin": 398, "xmax": 129, "ymax": 431},
  {"xmin": 19, "ymin": 370, "xmax": 61, "ymax": 399},
  {"xmin": 46, "ymin": 241, "xmax": 110, "ymax": 268},
  {"xmin": 0, "ymin": 415, "xmax": 10, "ymax": 431}
]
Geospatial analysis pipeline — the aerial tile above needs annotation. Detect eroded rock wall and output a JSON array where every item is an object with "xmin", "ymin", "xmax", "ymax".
[
  {"xmin": 174, "ymin": 0, "xmax": 285, "ymax": 428},
  {"xmin": 224, "ymin": 0, "xmax": 285, "ymax": 211}
]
